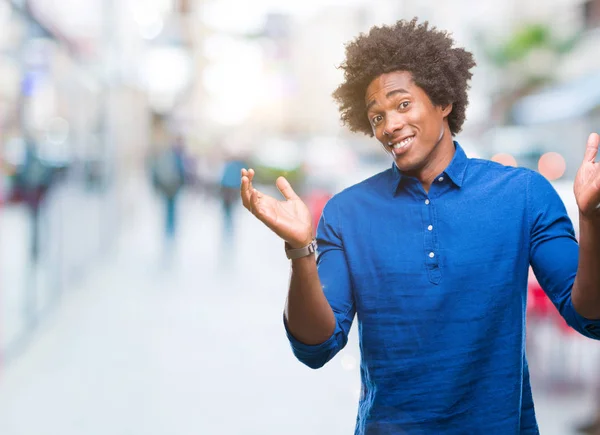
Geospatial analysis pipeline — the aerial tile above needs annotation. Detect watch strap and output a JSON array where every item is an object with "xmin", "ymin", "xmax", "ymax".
[{"xmin": 285, "ymin": 239, "xmax": 317, "ymax": 260}]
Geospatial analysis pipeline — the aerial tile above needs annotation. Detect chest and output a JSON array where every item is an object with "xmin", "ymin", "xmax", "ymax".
[{"xmin": 341, "ymin": 190, "xmax": 529, "ymax": 319}]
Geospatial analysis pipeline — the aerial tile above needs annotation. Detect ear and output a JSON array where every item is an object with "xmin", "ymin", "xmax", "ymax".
[{"xmin": 441, "ymin": 103, "xmax": 453, "ymax": 118}]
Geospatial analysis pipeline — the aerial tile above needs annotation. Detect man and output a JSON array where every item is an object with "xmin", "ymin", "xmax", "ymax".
[
  {"xmin": 240, "ymin": 19, "xmax": 600, "ymax": 434},
  {"xmin": 219, "ymin": 155, "xmax": 246, "ymax": 235},
  {"xmin": 151, "ymin": 136, "xmax": 187, "ymax": 241}
]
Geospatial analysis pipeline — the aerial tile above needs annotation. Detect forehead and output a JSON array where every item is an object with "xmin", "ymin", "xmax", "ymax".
[{"xmin": 364, "ymin": 71, "xmax": 415, "ymax": 104}]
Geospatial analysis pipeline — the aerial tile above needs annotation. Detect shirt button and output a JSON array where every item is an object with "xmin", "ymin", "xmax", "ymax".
[
  {"xmin": 425, "ymin": 199, "xmax": 430, "ymax": 205},
  {"xmin": 438, "ymin": 177, "xmax": 444, "ymax": 182},
  {"xmin": 428, "ymin": 225, "xmax": 433, "ymax": 231},
  {"xmin": 429, "ymin": 252, "xmax": 435, "ymax": 258}
]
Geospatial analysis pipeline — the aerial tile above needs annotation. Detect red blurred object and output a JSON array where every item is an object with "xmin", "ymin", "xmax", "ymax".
[
  {"xmin": 527, "ymin": 273, "xmax": 573, "ymax": 333},
  {"xmin": 304, "ymin": 189, "xmax": 333, "ymax": 237},
  {"xmin": 527, "ymin": 278, "xmax": 553, "ymax": 317}
]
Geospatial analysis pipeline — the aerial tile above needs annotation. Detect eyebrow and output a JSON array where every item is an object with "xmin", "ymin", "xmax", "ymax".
[{"xmin": 366, "ymin": 88, "xmax": 410, "ymax": 112}]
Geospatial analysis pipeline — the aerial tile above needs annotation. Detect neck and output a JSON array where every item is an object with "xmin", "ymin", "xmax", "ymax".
[{"xmin": 405, "ymin": 129, "xmax": 455, "ymax": 193}]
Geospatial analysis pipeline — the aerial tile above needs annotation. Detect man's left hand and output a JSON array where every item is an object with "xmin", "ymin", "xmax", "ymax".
[{"xmin": 574, "ymin": 132, "xmax": 600, "ymax": 220}]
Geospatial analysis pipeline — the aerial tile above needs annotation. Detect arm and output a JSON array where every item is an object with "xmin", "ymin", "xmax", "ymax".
[
  {"xmin": 572, "ymin": 133, "xmax": 600, "ymax": 319},
  {"xmin": 284, "ymin": 200, "xmax": 356, "ymax": 368},
  {"xmin": 572, "ymin": 215, "xmax": 600, "ymax": 319},
  {"xmin": 240, "ymin": 169, "xmax": 355, "ymax": 368},
  {"xmin": 528, "ymin": 170, "xmax": 600, "ymax": 339},
  {"xmin": 285, "ymin": 255, "xmax": 336, "ymax": 346}
]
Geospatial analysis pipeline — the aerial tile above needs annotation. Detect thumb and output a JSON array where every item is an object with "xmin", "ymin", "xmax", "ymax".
[
  {"xmin": 276, "ymin": 176, "xmax": 299, "ymax": 201},
  {"xmin": 583, "ymin": 132, "xmax": 599, "ymax": 163}
]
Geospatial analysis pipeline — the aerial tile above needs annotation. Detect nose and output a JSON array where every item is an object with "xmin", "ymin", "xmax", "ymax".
[{"xmin": 383, "ymin": 112, "xmax": 405, "ymax": 137}]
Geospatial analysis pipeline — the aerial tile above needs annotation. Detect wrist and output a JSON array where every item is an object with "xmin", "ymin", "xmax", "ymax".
[
  {"xmin": 579, "ymin": 210, "xmax": 600, "ymax": 238},
  {"xmin": 286, "ymin": 234, "xmax": 314, "ymax": 250},
  {"xmin": 579, "ymin": 210, "xmax": 600, "ymax": 226},
  {"xmin": 285, "ymin": 239, "xmax": 317, "ymax": 260}
]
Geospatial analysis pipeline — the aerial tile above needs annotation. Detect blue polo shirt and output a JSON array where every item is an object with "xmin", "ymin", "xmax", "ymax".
[{"xmin": 285, "ymin": 142, "xmax": 600, "ymax": 434}]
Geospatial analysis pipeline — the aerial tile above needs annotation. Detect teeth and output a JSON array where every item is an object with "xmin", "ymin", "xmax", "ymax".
[{"xmin": 389, "ymin": 136, "xmax": 414, "ymax": 149}]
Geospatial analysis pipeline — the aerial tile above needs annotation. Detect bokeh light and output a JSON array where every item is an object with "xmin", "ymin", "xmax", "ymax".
[
  {"xmin": 491, "ymin": 153, "xmax": 518, "ymax": 167},
  {"xmin": 538, "ymin": 152, "xmax": 566, "ymax": 181}
]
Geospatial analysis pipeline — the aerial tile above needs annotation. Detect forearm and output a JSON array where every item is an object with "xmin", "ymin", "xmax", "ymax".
[
  {"xmin": 284, "ymin": 255, "xmax": 336, "ymax": 345},
  {"xmin": 572, "ymin": 213, "xmax": 600, "ymax": 319}
]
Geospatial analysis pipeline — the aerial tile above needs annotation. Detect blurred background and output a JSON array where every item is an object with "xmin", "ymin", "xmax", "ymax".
[{"xmin": 0, "ymin": 0, "xmax": 599, "ymax": 434}]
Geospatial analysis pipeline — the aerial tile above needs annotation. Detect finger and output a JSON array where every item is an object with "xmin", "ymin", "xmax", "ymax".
[
  {"xmin": 240, "ymin": 176, "xmax": 253, "ymax": 209},
  {"xmin": 583, "ymin": 133, "xmax": 599, "ymax": 163},
  {"xmin": 248, "ymin": 168, "xmax": 255, "ymax": 183},
  {"xmin": 276, "ymin": 176, "xmax": 299, "ymax": 201},
  {"xmin": 249, "ymin": 187, "xmax": 265, "ymax": 219}
]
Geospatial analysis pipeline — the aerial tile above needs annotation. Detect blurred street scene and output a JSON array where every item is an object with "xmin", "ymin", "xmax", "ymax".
[{"xmin": 0, "ymin": 0, "xmax": 599, "ymax": 433}]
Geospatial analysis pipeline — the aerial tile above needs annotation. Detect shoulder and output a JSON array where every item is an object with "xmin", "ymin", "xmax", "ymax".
[
  {"xmin": 465, "ymin": 158, "xmax": 545, "ymax": 197},
  {"xmin": 317, "ymin": 168, "xmax": 393, "ymax": 225},
  {"xmin": 467, "ymin": 157, "xmax": 531, "ymax": 181},
  {"xmin": 470, "ymin": 160, "xmax": 557, "ymax": 194},
  {"xmin": 327, "ymin": 167, "xmax": 394, "ymax": 206},
  {"xmin": 468, "ymin": 158, "xmax": 567, "ymax": 214}
]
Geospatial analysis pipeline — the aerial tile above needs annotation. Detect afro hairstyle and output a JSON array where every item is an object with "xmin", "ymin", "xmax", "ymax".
[{"xmin": 332, "ymin": 18, "xmax": 476, "ymax": 137}]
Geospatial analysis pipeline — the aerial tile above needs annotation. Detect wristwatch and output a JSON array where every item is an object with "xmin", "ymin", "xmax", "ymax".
[{"xmin": 285, "ymin": 239, "xmax": 317, "ymax": 260}]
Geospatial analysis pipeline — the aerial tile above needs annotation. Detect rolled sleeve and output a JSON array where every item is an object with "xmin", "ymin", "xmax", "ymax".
[
  {"xmin": 528, "ymin": 170, "xmax": 600, "ymax": 339},
  {"xmin": 561, "ymin": 297, "xmax": 600, "ymax": 339},
  {"xmin": 284, "ymin": 199, "xmax": 356, "ymax": 368},
  {"xmin": 284, "ymin": 315, "xmax": 350, "ymax": 369}
]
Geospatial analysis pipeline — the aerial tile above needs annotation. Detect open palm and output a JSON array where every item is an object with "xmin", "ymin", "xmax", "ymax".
[
  {"xmin": 574, "ymin": 133, "xmax": 600, "ymax": 219},
  {"xmin": 241, "ymin": 169, "xmax": 313, "ymax": 248}
]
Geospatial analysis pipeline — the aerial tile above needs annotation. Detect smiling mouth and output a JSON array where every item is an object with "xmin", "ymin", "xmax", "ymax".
[{"xmin": 388, "ymin": 135, "xmax": 415, "ymax": 150}]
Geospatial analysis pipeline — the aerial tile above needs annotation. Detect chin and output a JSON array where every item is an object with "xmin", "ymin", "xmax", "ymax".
[
  {"xmin": 394, "ymin": 157, "xmax": 418, "ymax": 171},
  {"xmin": 394, "ymin": 157, "xmax": 425, "ymax": 175}
]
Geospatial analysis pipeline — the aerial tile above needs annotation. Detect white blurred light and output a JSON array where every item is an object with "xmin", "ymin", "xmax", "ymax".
[
  {"xmin": 139, "ymin": 19, "xmax": 164, "ymax": 40},
  {"xmin": 341, "ymin": 354, "xmax": 357, "ymax": 371},
  {"xmin": 130, "ymin": 0, "xmax": 171, "ymax": 40},
  {"xmin": 142, "ymin": 47, "xmax": 191, "ymax": 94},
  {"xmin": 130, "ymin": 0, "xmax": 172, "ymax": 21},
  {"xmin": 0, "ymin": 1, "xmax": 12, "ymax": 26},
  {"xmin": 203, "ymin": 35, "xmax": 248, "ymax": 61},
  {"xmin": 133, "ymin": 6, "xmax": 161, "ymax": 26},
  {"xmin": 202, "ymin": 0, "xmax": 369, "ymax": 30},
  {"xmin": 201, "ymin": 0, "xmax": 266, "ymax": 34},
  {"xmin": 202, "ymin": 40, "xmax": 271, "ymax": 126},
  {"xmin": 45, "ymin": 117, "xmax": 70, "ymax": 145},
  {"xmin": 206, "ymin": 100, "xmax": 252, "ymax": 127},
  {"xmin": 203, "ymin": 61, "xmax": 263, "ymax": 97},
  {"xmin": 253, "ymin": 138, "xmax": 302, "ymax": 170},
  {"xmin": 30, "ymin": 0, "xmax": 102, "ymax": 39}
]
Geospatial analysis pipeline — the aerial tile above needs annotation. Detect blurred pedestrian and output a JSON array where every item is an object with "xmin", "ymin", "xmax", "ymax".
[
  {"xmin": 151, "ymin": 136, "xmax": 187, "ymax": 242},
  {"xmin": 13, "ymin": 137, "xmax": 54, "ymax": 262},
  {"xmin": 240, "ymin": 18, "xmax": 600, "ymax": 434},
  {"xmin": 219, "ymin": 156, "xmax": 245, "ymax": 236}
]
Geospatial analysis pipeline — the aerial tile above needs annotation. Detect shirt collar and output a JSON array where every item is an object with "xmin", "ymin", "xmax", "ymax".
[{"xmin": 390, "ymin": 141, "xmax": 469, "ymax": 195}]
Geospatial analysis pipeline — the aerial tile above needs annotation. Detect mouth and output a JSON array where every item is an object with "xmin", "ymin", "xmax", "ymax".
[{"xmin": 387, "ymin": 135, "xmax": 415, "ymax": 153}]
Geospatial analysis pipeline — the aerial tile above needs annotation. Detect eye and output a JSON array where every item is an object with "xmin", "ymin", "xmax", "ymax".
[
  {"xmin": 371, "ymin": 115, "xmax": 383, "ymax": 126},
  {"xmin": 398, "ymin": 101, "xmax": 410, "ymax": 110}
]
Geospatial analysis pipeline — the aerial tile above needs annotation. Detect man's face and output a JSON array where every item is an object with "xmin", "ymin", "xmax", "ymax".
[{"xmin": 365, "ymin": 71, "xmax": 452, "ymax": 174}]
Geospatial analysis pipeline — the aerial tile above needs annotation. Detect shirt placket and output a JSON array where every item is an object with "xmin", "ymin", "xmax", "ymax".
[{"xmin": 422, "ymin": 196, "xmax": 441, "ymax": 285}]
